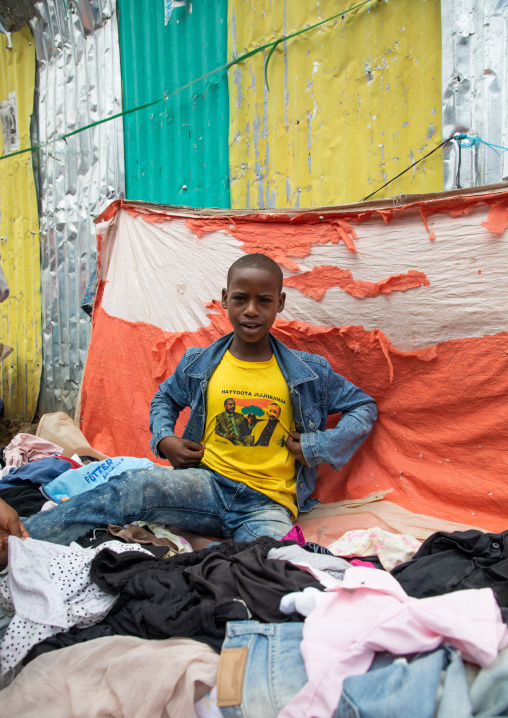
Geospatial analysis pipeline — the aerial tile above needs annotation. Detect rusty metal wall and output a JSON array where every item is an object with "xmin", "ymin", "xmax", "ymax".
[
  {"xmin": 442, "ymin": 0, "xmax": 508, "ymax": 189},
  {"xmin": 29, "ymin": 0, "xmax": 125, "ymax": 415}
]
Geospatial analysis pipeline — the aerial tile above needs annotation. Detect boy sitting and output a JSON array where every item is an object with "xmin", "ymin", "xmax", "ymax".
[{"xmin": 23, "ymin": 254, "xmax": 377, "ymax": 546}]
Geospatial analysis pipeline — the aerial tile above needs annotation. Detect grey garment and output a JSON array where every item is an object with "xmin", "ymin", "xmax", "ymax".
[
  {"xmin": 0, "ymin": 604, "xmax": 13, "ymax": 646},
  {"xmin": 468, "ymin": 646, "xmax": 508, "ymax": 717},
  {"xmin": 335, "ymin": 645, "xmax": 470, "ymax": 718},
  {"xmin": 267, "ymin": 545, "xmax": 351, "ymax": 579},
  {"xmin": 335, "ymin": 645, "xmax": 508, "ymax": 718}
]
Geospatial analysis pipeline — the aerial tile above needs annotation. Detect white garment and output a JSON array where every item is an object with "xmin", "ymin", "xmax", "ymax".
[
  {"xmin": 279, "ymin": 567, "xmax": 508, "ymax": 718},
  {"xmin": 40, "ymin": 501, "xmax": 57, "ymax": 511},
  {"xmin": 195, "ymin": 686, "xmax": 222, "ymax": 718},
  {"xmin": 280, "ymin": 586, "xmax": 324, "ymax": 617},
  {"xmin": 0, "ymin": 537, "xmax": 151, "ymax": 674},
  {"xmin": 327, "ymin": 527, "xmax": 422, "ymax": 571}
]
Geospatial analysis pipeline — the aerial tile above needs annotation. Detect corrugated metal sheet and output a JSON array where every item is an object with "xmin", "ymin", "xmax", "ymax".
[
  {"xmin": 0, "ymin": 1, "xmax": 38, "ymax": 33},
  {"xmin": 228, "ymin": 0, "xmax": 443, "ymax": 209},
  {"xmin": 0, "ymin": 24, "xmax": 42, "ymax": 418},
  {"xmin": 442, "ymin": 0, "xmax": 508, "ymax": 190},
  {"xmin": 29, "ymin": 0, "xmax": 125, "ymax": 415},
  {"xmin": 117, "ymin": 0, "xmax": 230, "ymax": 208}
]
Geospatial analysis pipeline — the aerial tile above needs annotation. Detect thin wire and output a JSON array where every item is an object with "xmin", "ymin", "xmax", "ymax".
[
  {"xmin": 456, "ymin": 142, "xmax": 462, "ymax": 189},
  {"xmin": 0, "ymin": 0, "xmax": 377, "ymax": 163},
  {"xmin": 361, "ymin": 137, "xmax": 454, "ymax": 202}
]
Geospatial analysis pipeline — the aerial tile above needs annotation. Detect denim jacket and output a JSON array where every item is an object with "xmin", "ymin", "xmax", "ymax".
[{"xmin": 149, "ymin": 332, "xmax": 378, "ymax": 512}]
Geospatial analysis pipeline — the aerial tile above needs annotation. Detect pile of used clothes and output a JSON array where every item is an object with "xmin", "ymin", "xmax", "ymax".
[{"xmin": 1, "ymin": 431, "xmax": 508, "ymax": 717}]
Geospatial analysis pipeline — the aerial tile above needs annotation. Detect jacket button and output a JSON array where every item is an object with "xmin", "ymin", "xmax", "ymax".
[
  {"xmin": 299, "ymin": 482, "xmax": 304, "ymax": 489},
  {"xmin": 309, "ymin": 421, "xmax": 315, "ymax": 429}
]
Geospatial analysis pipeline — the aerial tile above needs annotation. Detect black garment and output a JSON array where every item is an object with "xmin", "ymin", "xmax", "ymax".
[
  {"xmin": 185, "ymin": 543, "xmax": 323, "ymax": 623},
  {"xmin": 391, "ymin": 530, "xmax": 508, "ymax": 615},
  {"xmin": 302, "ymin": 542, "xmax": 335, "ymax": 556},
  {"xmin": 89, "ymin": 537, "xmax": 319, "ymax": 650},
  {"xmin": 91, "ymin": 536, "xmax": 290, "ymax": 588},
  {"xmin": 0, "ymin": 482, "xmax": 46, "ymax": 517},
  {"xmin": 75, "ymin": 527, "xmax": 169, "ymax": 559}
]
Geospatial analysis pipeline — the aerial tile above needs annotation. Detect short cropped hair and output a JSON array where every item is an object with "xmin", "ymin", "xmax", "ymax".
[{"xmin": 227, "ymin": 254, "xmax": 283, "ymax": 293}]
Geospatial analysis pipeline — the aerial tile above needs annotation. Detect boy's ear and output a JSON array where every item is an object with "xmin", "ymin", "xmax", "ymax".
[
  {"xmin": 221, "ymin": 288, "xmax": 228, "ymax": 309},
  {"xmin": 277, "ymin": 292, "xmax": 286, "ymax": 313}
]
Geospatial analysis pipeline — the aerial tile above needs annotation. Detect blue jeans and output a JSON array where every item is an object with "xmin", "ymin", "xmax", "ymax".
[
  {"xmin": 469, "ymin": 645, "xmax": 508, "ymax": 716},
  {"xmin": 335, "ymin": 645, "xmax": 470, "ymax": 718},
  {"xmin": 24, "ymin": 467, "xmax": 294, "ymax": 545},
  {"xmin": 219, "ymin": 621, "xmax": 307, "ymax": 718}
]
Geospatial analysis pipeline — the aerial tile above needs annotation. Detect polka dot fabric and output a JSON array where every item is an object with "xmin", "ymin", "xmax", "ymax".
[{"xmin": 0, "ymin": 537, "xmax": 151, "ymax": 674}]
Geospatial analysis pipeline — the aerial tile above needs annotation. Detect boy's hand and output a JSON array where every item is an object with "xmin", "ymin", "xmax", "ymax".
[
  {"xmin": 0, "ymin": 499, "xmax": 29, "ymax": 566},
  {"xmin": 158, "ymin": 436, "xmax": 205, "ymax": 468},
  {"xmin": 286, "ymin": 430, "xmax": 308, "ymax": 466}
]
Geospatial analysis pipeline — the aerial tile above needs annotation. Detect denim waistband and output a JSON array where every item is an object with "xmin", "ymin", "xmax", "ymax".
[{"xmin": 219, "ymin": 621, "xmax": 307, "ymax": 718}]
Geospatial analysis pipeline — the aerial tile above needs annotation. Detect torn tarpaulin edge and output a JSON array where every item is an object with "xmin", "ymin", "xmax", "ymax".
[{"xmin": 283, "ymin": 266, "xmax": 430, "ymax": 301}]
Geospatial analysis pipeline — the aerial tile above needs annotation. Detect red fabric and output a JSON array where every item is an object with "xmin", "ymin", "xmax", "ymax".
[
  {"xmin": 83, "ymin": 194, "xmax": 508, "ymax": 533},
  {"xmin": 80, "ymin": 300, "xmax": 508, "ymax": 532},
  {"xmin": 56, "ymin": 456, "xmax": 83, "ymax": 469}
]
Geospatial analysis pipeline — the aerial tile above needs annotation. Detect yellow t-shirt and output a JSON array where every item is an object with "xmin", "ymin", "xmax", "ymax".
[{"xmin": 201, "ymin": 351, "xmax": 297, "ymax": 520}]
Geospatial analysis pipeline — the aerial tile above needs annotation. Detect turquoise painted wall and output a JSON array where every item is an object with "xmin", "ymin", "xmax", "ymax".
[{"xmin": 117, "ymin": 0, "xmax": 230, "ymax": 208}]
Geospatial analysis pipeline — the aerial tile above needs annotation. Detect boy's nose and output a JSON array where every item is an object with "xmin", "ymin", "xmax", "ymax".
[{"xmin": 244, "ymin": 300, "xmax": 259, "ymax": 316}]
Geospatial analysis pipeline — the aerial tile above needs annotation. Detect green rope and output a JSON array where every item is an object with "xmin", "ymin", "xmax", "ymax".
[
  {"xmin": 263, "ymin": 0, "xmax": 375, "ymax": 91},
  {"xmin": 0, "ymin": 0, "xmax": 378, "ymax": 163}
]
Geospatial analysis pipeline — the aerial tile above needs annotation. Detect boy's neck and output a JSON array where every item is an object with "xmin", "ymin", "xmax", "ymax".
[{"xmin": 228, "ymin": 333, "xmax": 273, "ymax": 362}]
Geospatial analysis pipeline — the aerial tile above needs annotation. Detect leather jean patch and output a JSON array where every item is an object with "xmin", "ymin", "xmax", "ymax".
[{"xmin": 216, "ymin": 646, "xmax": 249, "ymax": 707}]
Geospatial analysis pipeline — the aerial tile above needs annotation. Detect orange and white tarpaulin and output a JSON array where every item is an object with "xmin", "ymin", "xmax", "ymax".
[{"xmin": 82, "ymin": 187, "xmax": 508, "ymax": 532}]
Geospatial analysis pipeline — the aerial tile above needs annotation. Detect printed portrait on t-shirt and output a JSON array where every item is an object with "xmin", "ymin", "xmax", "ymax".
[{"xmin": 214, "ymin": 395, "xmax": 289, "ymax": 448}]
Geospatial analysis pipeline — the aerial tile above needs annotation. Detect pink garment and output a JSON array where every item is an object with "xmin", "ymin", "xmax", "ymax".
[
  {"xmin": 281, "ymin": 524, "xmax": 305, "ymax": 546},
  {"xmin": 4, "ymin": 433, "xmax": 64, "ymax": 468},
  {"xmin": 0, "ymin": 635, "xmax": 218, "ymax": 718},
  {"xmin": 350, "ymin": 559, "xmax": 377, "ymax": 569},
  {"xmin": 278, "ymin": 567, "xmax": 508, "ymax": 718}
]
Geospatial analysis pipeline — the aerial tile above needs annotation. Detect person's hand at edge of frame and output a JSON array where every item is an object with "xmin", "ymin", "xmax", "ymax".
[{"xmin": 0, "ymin": 499, "xmax": 29, "ymax": 566}]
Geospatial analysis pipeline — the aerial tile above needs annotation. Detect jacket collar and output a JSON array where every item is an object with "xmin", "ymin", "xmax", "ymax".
[{"xmin": 184, "ymin": 332, "xmax": 319, "ymax": 388}]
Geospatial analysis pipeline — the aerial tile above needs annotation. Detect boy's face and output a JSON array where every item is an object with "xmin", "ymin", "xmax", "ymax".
[{"xmin": 222, "ymin": 267, "xmax": 285, "ymax": 345}]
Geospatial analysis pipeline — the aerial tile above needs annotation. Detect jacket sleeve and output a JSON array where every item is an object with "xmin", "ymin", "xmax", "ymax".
[
  {"xmin": 149, "ymin": 353, "xmax": 191, "ymax": 457},
  {"xmin": 300, "ymin": 363, "xmax": 378, "ymax": 470}
]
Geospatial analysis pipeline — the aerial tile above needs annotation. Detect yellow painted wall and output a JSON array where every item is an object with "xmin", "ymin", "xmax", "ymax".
[
  {"xmin": 0, "ymin": 25, "xmax": 41, "ymax": 418},
  {"xmin": 228, "ymin": 0, "xmax": 442, "ymax": 208}
]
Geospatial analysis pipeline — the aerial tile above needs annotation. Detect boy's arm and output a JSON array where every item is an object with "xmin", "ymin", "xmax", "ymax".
[
  {"xmin": 149, "ymin": 356, "xmax": 190, "ymax": 458},
  {"xmin": 299, "ymin": 364, "xmax": 378, "ymax": 470}
]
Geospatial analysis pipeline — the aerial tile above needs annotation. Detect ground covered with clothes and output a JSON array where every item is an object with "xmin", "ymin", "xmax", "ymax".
[{"xmin": 1, "ymin": 422, "xmax": 508, "ymax": 717}]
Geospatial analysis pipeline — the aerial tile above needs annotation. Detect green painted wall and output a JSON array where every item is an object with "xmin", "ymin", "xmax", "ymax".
[{"xmin": 117, "ymin": 0, "xmax": 230, "ymax": 208}]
